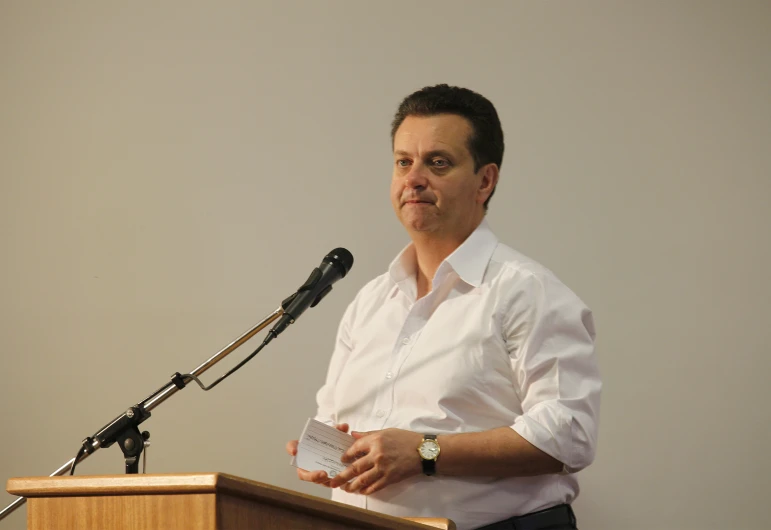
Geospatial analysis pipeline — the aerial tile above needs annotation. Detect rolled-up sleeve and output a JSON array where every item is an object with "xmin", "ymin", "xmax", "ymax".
[{"xmin": 506, "ymin": 273, "xmax": 601, "ymax": 473}]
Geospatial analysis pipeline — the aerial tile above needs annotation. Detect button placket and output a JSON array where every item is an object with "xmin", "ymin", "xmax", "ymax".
[{"xmin": 371, "ymin": 303, "xmax": 426, "ymax": 429}]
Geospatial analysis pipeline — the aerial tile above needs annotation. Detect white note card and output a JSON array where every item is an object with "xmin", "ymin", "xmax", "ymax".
[{"xmin": 290, "ymin": 418, "xmax": 354, "ymax": 478}]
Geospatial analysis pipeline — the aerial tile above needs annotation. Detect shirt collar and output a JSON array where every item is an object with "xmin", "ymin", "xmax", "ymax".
[
  {"xmin": 388, "ymin": 243, "xmax": 418, "ymax": 299},
  {"xmin": 388, "ymin": 219, "xmax": 499, "ymax": 290},
  {"xmin": 443, "ymin": 218, "xmax": 499, "ymax": 287}
]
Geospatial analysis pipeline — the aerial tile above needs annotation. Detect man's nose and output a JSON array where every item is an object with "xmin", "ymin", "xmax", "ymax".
[{"xmin": 405, "ymin": 163, "xmax": 429, "ymax": 189}]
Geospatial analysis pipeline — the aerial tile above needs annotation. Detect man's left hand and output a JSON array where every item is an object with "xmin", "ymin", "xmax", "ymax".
[{"xmin": 327, "ymin": 428, "xmax": 423, "ymax": 495}]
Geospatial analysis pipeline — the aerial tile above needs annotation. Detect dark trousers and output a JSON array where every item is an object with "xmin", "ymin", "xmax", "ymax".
[{"xmin": 475, "ymin": 504, "xmax": 577, "ymax": 530}]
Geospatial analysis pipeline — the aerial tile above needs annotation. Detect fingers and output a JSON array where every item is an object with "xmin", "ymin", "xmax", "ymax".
[
  {"xmin": 340, "ymin": 431, "xmax": 372, "ymax": 464},
  {"xmin": 328, "ymin": 457, "xmax": 373, "ymax": 489},
  {"xmin": 341, "ymin": 439, "xmax": 369, "ymax": 465},
  {"xmin": 360, "ymin": 475, "xmax": 389, "ymax": 496},
  {"xmin": 289, "ymin": 426, "xmax": 389, "ymax": 492},
  {"xmin": 289, "ymin": 423, "xmax": 348, "ymax": 487},
  {"xmin": 297, "ymin": 468, "xmax": 332, "ymax": 486},
  {"xmin": 342, "ymin": 467, "xmax": 383, "ymax": 494}
]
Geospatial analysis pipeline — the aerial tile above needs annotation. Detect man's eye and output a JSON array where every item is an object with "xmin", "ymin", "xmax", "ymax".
[
  {"xmin": 396, "ymin": 159, "xmax": 411, "ymax": 167},
  {"xmin": 432, "ymin": 159, "xmax": 449, "ymax": 168}
]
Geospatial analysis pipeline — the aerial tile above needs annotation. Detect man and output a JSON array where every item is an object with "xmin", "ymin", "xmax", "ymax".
[{"xmin": 286, "ymin": 84, "xmax": 601, "ymax": 530}]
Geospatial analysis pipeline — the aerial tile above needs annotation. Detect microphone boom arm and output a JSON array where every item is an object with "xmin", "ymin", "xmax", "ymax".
[{"xmin": 0, "ymin": 306, "xmax": 284, "ymax": 523}]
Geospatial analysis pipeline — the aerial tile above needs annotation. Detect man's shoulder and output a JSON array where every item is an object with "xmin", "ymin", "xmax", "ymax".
[
  {"xmin": 488, "ymin": 241, "xmax": 556, "ymax": 284},
  {"xmin": 334, "ymin": 270, "xmax": 396, "ymax": 330},
  {"xmin": 343, "ymin": 270, "xmax": 393, "ymax": 313},
  {"xmin": 356, "ymin": 270, "xmax": 393, "ymax": 297},
  {"xmin": 487, "ymin": 241, "xmax": 589, "ymax": 307}
]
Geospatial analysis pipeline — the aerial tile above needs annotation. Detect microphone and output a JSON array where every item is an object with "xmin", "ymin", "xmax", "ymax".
[{"xmin": 267, "ymin": 248, "xmax": 354, "ymax": 340}]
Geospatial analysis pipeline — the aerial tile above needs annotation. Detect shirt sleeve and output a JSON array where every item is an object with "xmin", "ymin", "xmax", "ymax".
[
  {"xmin": 504, "ymin": 272, "xmax": 602, "ymax": 473},
  {"xmin": 314, "ymin": 299, "xmax": 356, "ymax": 426}
]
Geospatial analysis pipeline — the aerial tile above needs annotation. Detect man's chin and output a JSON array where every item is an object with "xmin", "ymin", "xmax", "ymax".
[
  {"xmin": 396, "ymin": 209, "xmax": 438, "ymax": 231},
  {"xmin": 402, "ymin": 219, "xmax": 438, "ymax": 234}
]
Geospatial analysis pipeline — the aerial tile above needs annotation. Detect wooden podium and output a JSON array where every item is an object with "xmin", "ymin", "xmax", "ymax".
[{"xmin": 6, "ymin": 473, "xmax": 455, "ymax": 530}]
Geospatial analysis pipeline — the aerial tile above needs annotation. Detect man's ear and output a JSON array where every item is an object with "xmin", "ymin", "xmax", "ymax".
[{"xmin": 478, "ymin": 163, "xmax": 499, "ymax": 204}]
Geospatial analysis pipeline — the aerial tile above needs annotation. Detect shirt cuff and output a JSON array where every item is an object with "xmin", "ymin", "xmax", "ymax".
[{"xmin": 510, "ymin": 406, "xmax": 575, "ymax": 474}]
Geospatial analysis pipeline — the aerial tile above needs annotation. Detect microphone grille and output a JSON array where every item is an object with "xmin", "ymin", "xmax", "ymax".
[{"xmin": 326, "ymin": 247, "xmax": 354, "ymax": 276}]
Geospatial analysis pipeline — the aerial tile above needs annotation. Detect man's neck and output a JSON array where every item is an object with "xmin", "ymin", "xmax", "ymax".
[{"xmin": 410, "ymin": 218, "xmax": 483, "ymax": 299}]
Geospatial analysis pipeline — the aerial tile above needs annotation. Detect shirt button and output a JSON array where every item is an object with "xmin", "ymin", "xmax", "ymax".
[
  {"xmin": 401, "ymin": 337, "xmax": 410, "ymax": 345},
  {"xmin": 385, "ymin": 372, "xmax": 393, "ymax": 379},
  {"xmin": 376, "ymin": 410, "xmax": 385, "ymax": 418}
]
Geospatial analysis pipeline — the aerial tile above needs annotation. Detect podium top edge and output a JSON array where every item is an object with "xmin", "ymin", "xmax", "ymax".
[
  {"xmin": 6, "ymin": 473, "xmax": 448, "ymax": 529},
  {"xmin": 7, "ymin": 473, "xmax": 224, "ymax": 496}
]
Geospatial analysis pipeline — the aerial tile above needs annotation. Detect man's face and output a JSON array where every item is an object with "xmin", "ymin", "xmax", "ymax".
[{"xmin": 391, "ymin": 114, "xmax": 492, "ymax": 239}]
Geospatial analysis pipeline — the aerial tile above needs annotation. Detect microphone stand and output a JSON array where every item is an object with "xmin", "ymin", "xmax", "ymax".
[{"xmin": 0, "ymin": 306, "xmax": 284, "ymax": 522}]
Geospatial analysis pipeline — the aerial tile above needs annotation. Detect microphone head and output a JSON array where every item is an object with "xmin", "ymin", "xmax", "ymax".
[{"xmin": 325, "ymin": 247, "xmax": 354, "ymax": 277}]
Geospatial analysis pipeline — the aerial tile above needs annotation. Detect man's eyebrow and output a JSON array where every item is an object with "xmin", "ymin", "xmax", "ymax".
[
  {"xmin": 393, "ymin": 149, "xmax": 456, "ymax": 158},
  {"xmin": 423, "ymin": 149, "xmax": 455, "ymax": 159}
]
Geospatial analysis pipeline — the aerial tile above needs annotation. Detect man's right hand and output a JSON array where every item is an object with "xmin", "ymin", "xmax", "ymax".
[{"xmin": 286, "ymin": 422, "xmax": 350, "ymax": 486}]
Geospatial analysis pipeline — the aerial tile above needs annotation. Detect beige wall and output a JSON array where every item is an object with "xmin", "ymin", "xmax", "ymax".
[{"xmin": 1, "ymin": 1, "xmax": 769, "ymax": 528}]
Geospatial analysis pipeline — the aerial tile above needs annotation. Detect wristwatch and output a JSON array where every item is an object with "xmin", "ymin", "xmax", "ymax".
[{"xmin": 417, "ymin": 434, "xmax": 440, "ymax": 476}]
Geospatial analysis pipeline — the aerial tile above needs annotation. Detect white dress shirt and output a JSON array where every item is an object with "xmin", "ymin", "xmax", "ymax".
[{"xmin": 315, "ymin": 220, "xmax": 601, "ymax": 530}]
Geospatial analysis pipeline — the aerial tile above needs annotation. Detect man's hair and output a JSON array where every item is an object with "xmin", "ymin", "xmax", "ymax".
[{"xmin": 390, "ymin": 84, "xmax": 504, "ymax": 210}]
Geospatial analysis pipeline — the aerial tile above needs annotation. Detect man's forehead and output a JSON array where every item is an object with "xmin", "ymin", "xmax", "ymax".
[{"xmin": 393, "ymin": 114, "xmax": 472, "ymax": 154}]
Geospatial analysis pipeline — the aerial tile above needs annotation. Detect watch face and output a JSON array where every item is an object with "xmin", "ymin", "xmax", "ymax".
[{"xmin": 419, "ymin": 439, "xmax": 440, "ymax": 460}]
